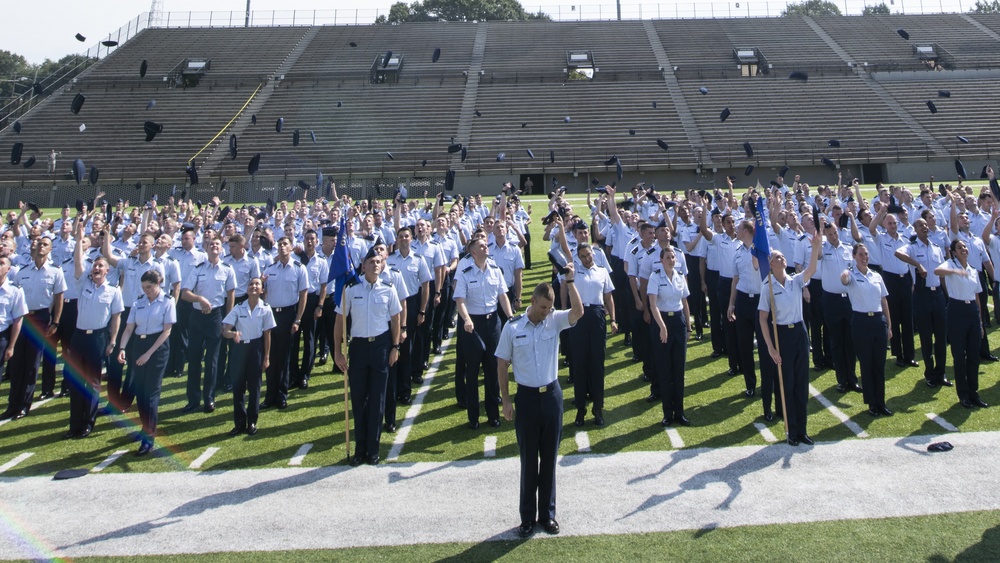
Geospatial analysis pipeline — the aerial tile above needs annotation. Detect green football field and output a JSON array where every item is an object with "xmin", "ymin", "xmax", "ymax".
[{"xmin": 2, "ymin": 189, "xmax": 998, "ymax": 560}]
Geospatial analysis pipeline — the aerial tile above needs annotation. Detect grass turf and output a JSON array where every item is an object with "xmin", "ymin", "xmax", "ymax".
[
  {"xmin": 1, "ymin": 192, "xmax": 999, "ymax": 475},
  {"xmin": 12, "ymin": 509, "xmax": 1000, "ymax": 562}
]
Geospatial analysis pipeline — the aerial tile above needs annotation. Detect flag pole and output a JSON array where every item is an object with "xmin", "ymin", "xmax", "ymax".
[
  {"xmin": 340, "ymin": 287, "xmax": 350, "ymax": 460},
  {"xmin": 767, "ymin": 272, "xmax": 790, "ymax": 436}
]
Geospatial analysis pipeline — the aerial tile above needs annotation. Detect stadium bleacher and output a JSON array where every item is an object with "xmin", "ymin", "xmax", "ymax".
[{"xmin": 4, "ymin": 13, "xmax": 1000, "ymax": 200}]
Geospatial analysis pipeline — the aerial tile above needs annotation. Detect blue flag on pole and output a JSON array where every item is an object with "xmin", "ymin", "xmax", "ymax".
[
  {"xmin": 751, "ymin": 197, "xmax": 771, "ymax": 281},
  {"xmin": 328, "ymin": 215, "xmax": 354, "ymax": 305}
]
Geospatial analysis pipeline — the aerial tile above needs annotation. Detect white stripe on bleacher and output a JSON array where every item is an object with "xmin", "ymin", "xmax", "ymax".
[
  {"xmin": 808, "ymin": 385, "xmax": 870, "ymax": 438},
  {"xmin": 0, "ymin": 452, "xmax": 33, "ymax": 474},
  {"xmin": 189, "ymin": 447, "xmax": 220, "ymax": 469},
  {"xmin": 288, "ymin": 443, "xmax": 313, "ymax": 466},
  {"xmin": 92, "ymin": 451, "xmax": 129, "ymax": 473},
  {"xmin": 665, "ymin": 428, "xmax": 685, "ymax": 449},
  {"xmin": 484, "ymin": 436, "xmax": 497, "ymax": 458},
  {"xmin": 926, "ymin": 413, "xmax": 959, "ymax": 432},
  {"xmin": 753, "ymin": 422, "xmax": 779, "ymax": 443},
  {"xmin": 575, "ymin": 431, "xmax": 591, "ymax": 453}
]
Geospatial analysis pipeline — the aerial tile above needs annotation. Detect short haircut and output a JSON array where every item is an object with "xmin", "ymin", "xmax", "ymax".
[
  {"xmin": 140, "ymin": 269, "xmax": 163, "ymax": 285},
  {"xmin": 228, "ymin": 234, "xmax": 246, "ymax": 245},
  {"xmin": 532, "ymin": 282, "xmax": 555, "ymax": 302}
]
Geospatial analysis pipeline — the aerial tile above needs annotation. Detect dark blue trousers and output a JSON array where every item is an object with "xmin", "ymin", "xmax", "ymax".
[
  {"xmin": 822, "ymin": 292, "xmax": 857, "ymax": 387},
  {"xmin": 717, "ymin": 276, "xmax": 739, "ymax": 372},
  {"xmin": 852, "ymin": 312, "xmax": 888, "ymax": 408},
  {"xmin": 348, "ymin": 331, "xmax": 391, "ymax": 459},
  {"xmin": 130, "ymin": 331, "xmax": 168, "ymax": 445},
  {"xmin": 464, "ymin": 312, "xmax": 501, "ymax": 423},
  {"xmin": 882, "ymin": 271, "xmax": 915, "ymax": 361},
  {"xmin": 265, "ymin": 307, "xmax": 296, "ymax": 405},
  {"xmin": 67, "ymin": 328, "xmax": 107, "ymax": 434},
  {"xmin": 914, "ymin": 285, "xmax": 947, "ymax": 383},
  {"xmin": 229, "ymin": 336, "xmax": 263, "ymax": 429},
  {"xmin": 948, "ymin": 299, "xmax": 981, "ymax": 402},
  {"xmin": 569, "ymin": 305, "xmax": 607, "ymax": 412},
  {"xmin": 776, "ymin": 322, "xmax": 810, "ymax": 438},
  {"xmin": 652, "ymin": 312, "xmax": 687, "ymax": 419},
  {"xmin": 186, "ymin": 306, "xmax": 223, "ymax": 406},
  {"xmin": 7, "ymin": 309, "xmax": 50, "ymax": 415},
  {"xmin": 514, "ymin": 382, "xmax": 562, "ymax": 524},
  {"xmin": 106, "ymin": 306, "xmax": 133, "ymax": 412}
]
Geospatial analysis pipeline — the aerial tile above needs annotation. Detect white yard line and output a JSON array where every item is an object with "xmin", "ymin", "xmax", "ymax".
[
  {"xmin": 483, "ymin": 436, "xmax": 497, "ymax": 458},
  {"xmin": 0, "ymin": 397, "xmax": 55, "ymax": 428},
  {"xmin": 575, "ymin": 431, "xmax": 591, "ymax": 452},
  {"xmin": 665, "ymin": 428, "xmax": 685, "ymax": 449},
  {"xmin": 92, "ymin": 451, "xmax": 128, "ymax": 473},
  {"xmin": 753, "ymin": 422, "xmax": 779, "ymax": 443},
  {"xmin": 288, "ymin": 444, "xmax": 313, "ymax": 466},
  {"xmin": 386, "ymin": 337, "xmax": 453, "ymax": 462},
  {"xmin": 188, "ymin": 447, "xmax": 220, "ymax": 470},
  {"xmin": 808, "ymin": 385, "xmax": 870, "ymax": 438},
  {"xmin": 926, "ymin": 413, "xmax": 959, "ymax": 432},
  {"xmin": 0, "ymin": 452, "xmax": 32, "ymax": 474}
]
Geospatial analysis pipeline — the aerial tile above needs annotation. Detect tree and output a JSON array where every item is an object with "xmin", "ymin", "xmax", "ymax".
[
  {"xmin": 375, "ymin": 0, "xmax": 549, "ymax": 23},
  {"xmin": 862, "ymin": 3, "xmax": 891, "ymax": 15},
  {"xmin": 0, "ymin": 50, "xmax": 31, "ymax": 101},
  {"xmin": 970, "ymin": 0, "xmax": 1000, "ymax": 13},
  {"xmin": 781, "ymin": 0, "xmax": 843, "ymax": 16}
]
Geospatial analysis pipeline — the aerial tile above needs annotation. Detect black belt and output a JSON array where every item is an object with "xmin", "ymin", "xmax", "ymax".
[
  {"xmin": 883, "ymin": 271, "xmax": 909, "ymax": 277},
  {"xmin": 854, "ymin": 311, "xmax": 883, "ymax": 317},
  {"xmin": 777, "ymin": 321, "xmax": 805, "ymax": 330},
  {"xmin": 659, "ymin": 310, "xmax": 682, "ymax": 317},
  {"xmin": 235, "ymin": 336, "xmax": 262, "ymax": 344},
  {"xmin": 825, "ymin": 291, "xmax": 849, "ymax": 298},
  {"xmin": 351, "ymin": 331, "xmax": 389, "ymax": 343},
  {"xmin": 584, "ymin": 304, "xmax": 604, "ymax": 310},
  {"xmin": 77, "ymin": 328, "xmax": 107, "ymax": 335},
  {"xmin": 738, "ymin": 291, "xmax": 757, "ymax": 299},
  {"xmin": 29, "ymin": 308, "xmax": 49, "ymax": 315},
  {"xmin": 469, "ymin": 312, "xmax": 495, "ymax": 320},
  {"xmin": 950, "ymin": 298, "xmax": 975, "ymax": 305},
  {"xmin": 272, "ymin": 306, "xmax": 297, "ymax": 313},
  {"xmin": 517, "ymin": 382, "xmax": 557, "ymax": 393}
]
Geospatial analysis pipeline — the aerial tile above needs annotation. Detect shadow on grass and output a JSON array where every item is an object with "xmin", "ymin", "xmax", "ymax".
[
  {"xmin": 437, "ymin": 533, "xmax": 529, "ymax": 561},
  {"xmin": 620, "ymin": 442, "xmax": 796, "ymax": 518},
  {"xmin": 942, "ymin": 523, "xmax": 1000, "ymax": 562}
]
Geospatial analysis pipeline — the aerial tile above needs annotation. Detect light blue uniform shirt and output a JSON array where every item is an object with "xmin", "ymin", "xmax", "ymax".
[
  {"xmin": 336, "ymin": 277, "xmax": 403, "ymax": 338},
  {"xmin": 733, "ymin": 244, "xmax": 762, "ymax": 295},
  {"xmin": 940, "ymin": 259, "xmax": 983, "ymax": 301},
  {"xmin": 387, "ymin": 250, "xmax": 431, "ymax": 300},
  {"xmin": 75, "ymin": 275, "xmax": 125, "ymax": 330},
  {"xmin": 454, "ymin": 262, "xmax": 508, "ymax": 315},
  {"xmin": 181, "ymin": 260, "xmax": 236, "ymax": 310},
  {"xmin": 758, "ymin": 272, "xmax": 807, "ymax": 325},
  {"xmin": 647, "ymin": 267, "xmax": 689, "ymax": 313},
  {"xmin": 0, "ymin": 280, "xmax": 28, "ymax": 332},
  {"xmin": 16, "ymin": 261, "xmax": 67, "ymax": 311},
  {"xmin": 224, "ymin": 253, "xmax": 261, "ymax": 298},
  {"xmin": 262, "ymin": 259, "xmax": 308, "ymax": 308},
  {"xmin": 222, "ymin": 300, "xmax": 276, "ymax": 341},
  {"xmin": 495, "ymin": 309, "xmax": 574, "ymax": 387},
  {"xmin": 819, "ymin": 240, "xmax": 854, "ymax": 295},
  {"xmin": 127, "ymin": 292, "xmax": 177, "ymax": 335},
  {"xmin": 842, "ymin": 268, "xmax": 888, "ymax": 313}
]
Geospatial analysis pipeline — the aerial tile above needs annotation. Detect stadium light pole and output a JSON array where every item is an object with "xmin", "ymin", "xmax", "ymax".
[
  {"xmin": 245, "ymin": 0, "xmax": 251, "ymax": 27},
  {"xmin": 617, "ymin": 0, "xmax": 621, "ymax": 20}
]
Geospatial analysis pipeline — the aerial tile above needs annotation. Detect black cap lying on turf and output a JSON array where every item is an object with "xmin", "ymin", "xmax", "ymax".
[
  {"xmin": 89, "ymin": 165, "xmax": 99, "ymax": 186},
  {"xmin": 73, "ymin": 159, "xmax": 85, "ymax": 184},
  {"xmin": 822, "ymin": 157, "xmax": 837, "ymax": 169},
  {"xmin": 955, "ymin": 159, "xmax": 968, "ymax": 179},
  {"xmin": 789, "ymin": 71, "xmax": 808, "ymax": 81},
  {"xmin": 897, "ymin": 28, "xmax": 909, "ymax": 40},
  {"xmin": 927, "ymin": 100, "xmax": 938, "ymax": 114},
  {"xmin": 720, "ymin": 108, "xmax": 731, "ymax": 122},
  {"xmin": 432, "ymin": 47, "xmax": 441, "ymax": 62},
  {"xmin": 828, "ymin": 139, "xmax": 841, "ymax": 148},
  {"xmin": 102, "ymin": 40, "xmax": 118, "ymax": 47},
  {"xmin": 779, "ymin": 166, "xmax": 789, "ymax": 177},
  {"xmin": 140, "ymin": 60, "xmax": 147, "ymax": 78},
  {"xmin": 12, "ymin": 121, "xmax": 20, "ymax": 134},
  {"xmin": 938, "ymin": 90, "xmax": 951, "ymax": 97},
  {"xmin": 75, "ymin": 33, "xmax": 86, "ymax": 42},
  {"xmin": 743, "ymin": 142, "xmax": 754, "ymax": 158},
  {"xmin": 744, "ymin": 164, "xmax": 754, "ymax": 176},
  {"xmin": 71, "ymin": 93, "xmax": 85, "ymax": 114},
  {"xmin": 275, "ymin": 117, "xmax": 284, "ymax": 133},
  {"xmin": 656, "ymin": 139, "xmax": 669, "ymax": 151},
  {"xmin": 22, "ymin": 156, "xmax": 35, "ymax": 169},
  {"xmin": 186, "ymin": 162, "xmax": 199, "ymax": 185},
  {"xmin": 143, "ymin": 121, "xmax": 163, "ymax": 142},
  {"xmin": 957, "ymin": 135, "xmax": 970, "ymax": 144},
  {"xmin": 292, "ymin": 130, "xmax": 300, "ymax": 147},
  {"xmin": 10, "ymin": 142, "xmax": 22, "ymax": 165},
  {"xmin": 248, "ymin": 153, "xmax": 261, "ymax": 176},
  {"xmin": 448, "ymin": 143, "xmax": 463, "ymax": 154},
  {"xmin": 229, "ymin": 134, "xmax": 238, "ymax": 159}
]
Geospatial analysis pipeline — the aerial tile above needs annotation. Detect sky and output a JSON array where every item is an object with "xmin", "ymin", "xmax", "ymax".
[{"xmin": 4, "ymin": 0, "xmax": 396, "ymax": 65}]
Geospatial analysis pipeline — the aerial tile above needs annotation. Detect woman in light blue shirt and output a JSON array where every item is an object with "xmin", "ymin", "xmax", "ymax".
[
  {"xmin": 841, "ymin": 244, "xmax": 892, "ymax": 417},
  {"xmin": 934, "ymin": 239, "xmax": 987, "ymax": 410},
  {"xmin": 648, "ymin": 246, "xmax": 690, "ymax": 427}
]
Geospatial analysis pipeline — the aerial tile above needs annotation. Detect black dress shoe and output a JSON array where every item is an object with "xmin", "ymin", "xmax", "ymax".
[
  {"xmin": 710, "ymin": 350, "xmax": 722, "ymax": 358},
  {"xmin": 940, "ymin": 378, "xmax": 954, "ymax": 387},
  {"xmin": 763, "ymin": 411, "xmax": 774, "ymax": 422},
  {"xmin": 623, "ymin": 336, "xmax": 632, "ymax": 347},
  {"xmin": 228, "ymin": 426, "xmax": 245, "ymax": 436},
  {"xmin": 277, "ymin": 401, "xmax": 288, "ymax": 410},
  {"xmin": 744, "ymin": 388, "xmax": 755, "ymax": 398},
  {"xmin": 674, "ymin": 414, "xmax": 691, "ymax": 426},
  {"xmin": 489, "ymin": 418, "xmax": 501, "ymax": 428},
  {"xmin": 925, "ymin": 379, "xmax": 940, "ymax": 388},
  {"xmin": 299, "ymin": 380, "xmax": 309, "ymax": 390},
  {"xmin": 518, "ymin": 521, "xmax": 535, "ymax": 538},
  {"xmin": 542, "ymin": 519, "xmax": 560, "ymax": 535},
  {"xmin": 835, "ymin": 383, "xmax": 847, "ymax": 393},
  {"xmin": 566, "ymin": 376, "xmax": 574, "ymax": 384},
  {"xmin": 645, "ymin": 394, "xmax": 660, "ymax": 403},
  {"xmin": 317, "ymin": 353, "xmax": 328, "ymax": 366},
  {"xmin": 787, "ymin": 437, "xmax": 800, "ymax": 446},
  {"xmin": 204, "ymin": 402, "xmax": 216, "ymax": 413},
  {"xmin": 694, "ymin": 334, "xmax": 703, "ymax": 341},
  {"xmin": 594, "ymin": 414, "xmax": 605, "ymax": 426},
  {"xmin": 575, "ymin": 410, "xmax": 585, "ymax": 427},
  {"xmin": 961, "ymin": 399, "xmax": 975, "ymax": 409},
  {"xmin": 136, "ymin": 442, "xmax": 153, "ymax": 456},
  {"xmin": 981, "ymin": 354, "xmax": 999, "ymax": 362},
  {"xmin": 366, "ymin": 455, "xmax": 380, "ymax": 466},
  {"xmin": 906, "ymin": 359, "xmax": 919, "ymax": 367},
  {"xmin": 412, "ymin": 375, "xmax": 425, "ymax": 385},
  {"xmin": 813, "ymin": 365, "xmax": 825, "ymax": 372},
  {"xmin": 98, "ymin": 405, "xmax": 113, "ymax": 416},
  {"xmin": 259, "ymin": 401, "xmax": 274, "ymax": 409},
  {"xmin": 384, "ymin": 422, "xmax": 397, "ymax": 433},
  {"xmin": 798, "ymin": 434, "xmax": 814, "ymax": 446},
  {"xmin": 660, "ymin": 418, "xmax": 671, "ymax": 427},
  {"xmin": 247, "ymin": 424, "xmax": 258, "ymax": 435},
  {"xmin": 12, "ymin": 410, "xmax": 27, "ymax": 420},
  {"xmin": 64, "ymin": 430, "xmax": 78, "ymax": 439},
  {"xmin": 181, "ymin": 403, "xmax": 199, "ymax": 413},
  {"xmin": 727, "ymin": 368, "xmax": 739, "ymax": 376},
  {"xmin": 850, "ymin": 384, "xmax": 864, "ymax": 393},
  {"xmin": 868, "ymin": 407, "xmax": 881, "ymax": 417},
  {"xmin": 879, "ymin": 406, "xmax": 894, "ymax": 416},
  {"xmin": 38, "ymin": 391, "xmax": 55, "ymax": 400},
  {"xmin": 349, "ymin": 455, "xmax": 364, "ymax": 467},
  {"xmin": 77, "ymin": 428, "xmax": 92, "ymax": 438},
  {"xmin": 468, "ymin": 420, "xmax": 480, "ymax": 429},
  {"xmin": 973, "ymin": 397, "xmax": 989, "ymax": 408},
  {"xmin": 397, "ymin": 396, "xmax": 412, "ymax": 406}
]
